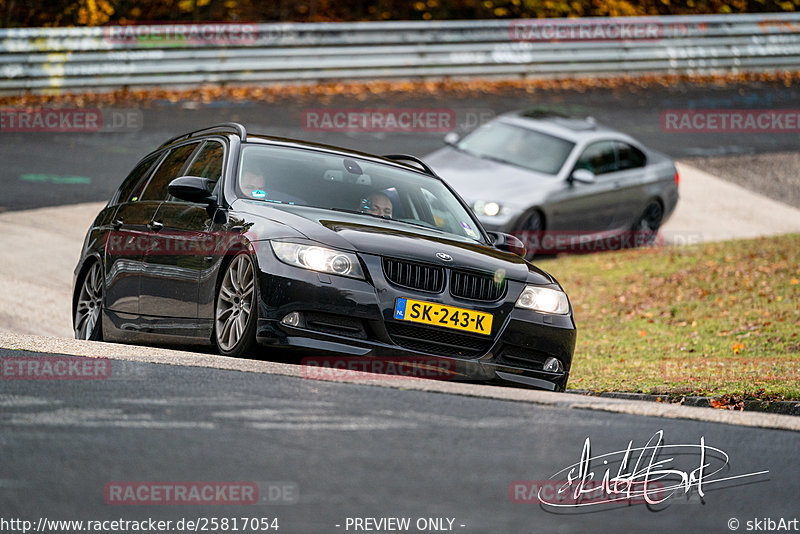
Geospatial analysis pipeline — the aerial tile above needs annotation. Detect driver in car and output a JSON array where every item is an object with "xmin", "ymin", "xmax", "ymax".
[
  {"xmin": 361, "ymin": 192, "xmax": 393, "ymax": 218},
  {"xmin": 239, "ymin": 168, "xmax": 305, "ymax": 205},
  {"xmin": 241, "ymin": 169, "xmax": 268, "ymax": 197}
]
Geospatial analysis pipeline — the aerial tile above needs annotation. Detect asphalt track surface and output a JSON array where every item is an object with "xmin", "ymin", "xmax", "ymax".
[
  {"xmin": 2, "ymin": 81, "xmax": 800, "ymax": 212},
  {"xmin": 1, "ymin": 347, "xmax": 797, "ymax": 533}
]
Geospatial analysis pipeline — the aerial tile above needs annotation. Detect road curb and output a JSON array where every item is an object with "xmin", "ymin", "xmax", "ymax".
[
  {"xmin": 2, "ymin": 332, "xmax": 800, "ymax": 432},
  {"xmin": 569, "ymin": 390, "xmax": 800, "ymax": 416}
]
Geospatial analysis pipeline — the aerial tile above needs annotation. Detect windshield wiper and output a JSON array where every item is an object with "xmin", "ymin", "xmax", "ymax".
[
  {"xmin": 478, "ymin": 153, "xmax": 518, "ymax": 167},
  {"xmin": 249, "ymin": 197, "xmax": 292, "ymax": 205},
  {"xmin": 326, "ymin": 208, "xmax": 444, "ymax": 233},
  {"xmin": 388, "ymin": 218, "xmax": 445, "ymax": 233},
  {"xmin": 460, "ymin": 147, "xmax": 515, "ymax": 166},
  {"xmin": 327, "ymin": 207, "xmax": 377, "ymax": 217}
]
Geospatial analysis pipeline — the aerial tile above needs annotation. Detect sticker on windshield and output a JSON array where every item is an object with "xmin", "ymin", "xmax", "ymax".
[
  {"xmin": 461, "ymin": 221, "xmax": 478, "ymax": 239},
  {"xmin": 251, "ymin": 189, "xmax": 267, "ymax": 199}
]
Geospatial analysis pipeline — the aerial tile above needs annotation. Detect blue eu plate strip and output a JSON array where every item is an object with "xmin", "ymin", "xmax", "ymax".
[{"xmin": 394, "ymin": 297, "xmax": 407, "ymax": 320}]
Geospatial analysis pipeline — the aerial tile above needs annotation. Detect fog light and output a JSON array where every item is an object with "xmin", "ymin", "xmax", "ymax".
[
  {"xmin": 281, "ymin": 311, "xmax": 303, "ymax": 327},
  {"xmin": 543, "ymin": 357, "xmax": 563, "ymax": 373}
]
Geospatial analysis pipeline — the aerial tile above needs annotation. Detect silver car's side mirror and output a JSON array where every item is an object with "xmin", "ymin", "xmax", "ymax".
[
  {"xmin": 443, "ymin": 132, "xmax": 460, "ymax": 145},
  {"xmin": 571, "ymin": 169, "xmax": 596, "ymax": 184}
]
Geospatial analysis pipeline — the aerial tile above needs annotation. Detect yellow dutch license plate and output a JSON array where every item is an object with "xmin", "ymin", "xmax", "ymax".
[{"xmin": 393, "ymin": 297, "xmax": 493, "ymax": 336}]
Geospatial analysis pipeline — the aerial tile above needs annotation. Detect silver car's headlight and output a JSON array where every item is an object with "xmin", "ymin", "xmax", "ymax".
[
  {"xmin": 515, "ymin": 285, "xmax": 570, "ymax": 314},
  {"xmin": 271, "ymin": 242, "xmax": 365, "ymax": 279},
  {"xmin": 473, "ymin": 200, "xmax": 502, "ymax": 217}
]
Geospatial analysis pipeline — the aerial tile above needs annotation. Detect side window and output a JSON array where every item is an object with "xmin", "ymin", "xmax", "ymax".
[
  {"xmin": 185, "ymin": 140, "xmax": 225, "ymax": 186},
  {"xmin": 113, "ymin": 153, "xmax": 160, "ymax": 205},
  {"xmin": 574, "ymin": 141, "xmax": 617, "ymax": 175},
  {"xmin": 139, "ymin": 142, "xmax": 201, "ymax": 201},
  {"xmin": 616, "ymin": 142, "xmax": 646, "ymax": 171}
]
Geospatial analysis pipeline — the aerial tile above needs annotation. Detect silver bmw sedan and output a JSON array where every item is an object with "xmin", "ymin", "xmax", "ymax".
[{"xmin": 425, "ymin": 111, "xmax": 679, "ymax": 256}]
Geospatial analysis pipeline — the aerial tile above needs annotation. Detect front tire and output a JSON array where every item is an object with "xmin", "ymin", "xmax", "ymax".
[
  {"xmin": 214, "ymin": 253, "xmax": 258, "ymax": 358},
  {"xmin": 74, "ymin": 261, "xmax": 104, "ymax": 341}
]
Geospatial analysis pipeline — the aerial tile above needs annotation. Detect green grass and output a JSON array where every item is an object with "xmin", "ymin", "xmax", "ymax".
[{"xmin": 541, "ymin": 234, "xmax": 800, "ymax": 402}]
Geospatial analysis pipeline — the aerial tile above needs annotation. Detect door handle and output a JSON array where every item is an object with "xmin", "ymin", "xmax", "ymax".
[{"xmin": 148, "ymin": 220, "xmax": 164, "ymax": 231}]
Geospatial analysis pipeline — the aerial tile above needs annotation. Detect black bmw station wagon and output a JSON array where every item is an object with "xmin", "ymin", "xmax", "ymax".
[{"xmin": 73, "ymin": 123, "xmax": 576, "ymax": 390}]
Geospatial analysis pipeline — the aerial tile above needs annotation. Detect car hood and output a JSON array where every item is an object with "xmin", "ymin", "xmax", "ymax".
[
  {"xmin": 425, "ymin": 146, "xmax": 560, "ymax": 207},
  {"xmin": 234, "ymin": 200, "xmax": 553, "ymax": 284}
]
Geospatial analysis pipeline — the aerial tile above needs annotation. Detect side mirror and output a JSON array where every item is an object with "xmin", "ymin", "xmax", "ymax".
[
  {"xmin": 443, "ymin": 132, "xmax": 460, "ymax": 146},
  {"xmin": 168, "ymin": 176, "xmax": 216, "ymax": 204},
  {"xmin": 487, "ymin": 231, "xmax": 527, "ymax": 258},
  {"xmin": 570, "ymin": 169, "xmax": 596, "ymax": 184}
]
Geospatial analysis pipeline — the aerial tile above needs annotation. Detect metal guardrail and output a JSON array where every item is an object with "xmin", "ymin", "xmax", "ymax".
[{"xmin": 2, "ymin": 13, "xmax": 800, "ymax": 93}]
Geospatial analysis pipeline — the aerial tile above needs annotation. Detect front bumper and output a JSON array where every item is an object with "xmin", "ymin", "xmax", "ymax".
[{"xmin": 253, "ymin": 246, "xmax": 576, "ymax": 390}]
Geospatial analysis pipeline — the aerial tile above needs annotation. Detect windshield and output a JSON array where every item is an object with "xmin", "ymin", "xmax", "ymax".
[
  {"xmin": 456, "ymin": 121, "xmax": 575, "ymax": 175},
  {"xmin": 237, "ymin": 144, "xmax": 485, "ymax": 243}
]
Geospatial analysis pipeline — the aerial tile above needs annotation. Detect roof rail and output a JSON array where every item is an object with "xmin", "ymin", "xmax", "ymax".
[
  {"xmin": 382, "ymin": 154, "xmax": 435, "ymax": 176},
  {"xmin": 159, "ymin": 122, "xmax": 247, "ymax": 148}
]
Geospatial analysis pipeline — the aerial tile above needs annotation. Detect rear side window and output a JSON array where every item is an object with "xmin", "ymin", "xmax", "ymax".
[
  {"xmin": 575, "ymin": 141, "xmax": 617, "ymax": 175},
  {"xmin": 139, "ymin": 142, "xmax": 201, "ymax": 201},
  {"xmin": 113, "ymin": 153, "xmax": 160, "ymax": 205},
  {"xmin": 185, "ymin": 140, "xmax": 225, "ymax": 186},
  {"xmin": 616, "ymin": 142, "xmax": 647, "ymax": 171}
]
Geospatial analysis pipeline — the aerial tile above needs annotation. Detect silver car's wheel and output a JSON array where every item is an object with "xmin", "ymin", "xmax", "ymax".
[
  {"xmin": 215, "ymin": 253, "xmax": 257, "ymax": 356},
  {"xmin": 518, "ymin": 210, "xmax": 544, "ymax": 260},
  {"xmin": 635, "ymin": 201, "xmax": 663, "ymax": 244},
  {"xmin": 74, "ymin": 261, "xmax": 104, "ymax": 341}
]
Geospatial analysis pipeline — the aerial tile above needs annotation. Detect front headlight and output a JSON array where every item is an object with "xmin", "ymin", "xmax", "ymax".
[
  {"xmin": 473, "ymin": 200, "xmax": 502, "ymax": 217},
  {"xmin": 515, "ymin": 285, "xmax": 570, "ymax": 314},
  {"xmin": 270, "ymin": 242, "xmax": 365, "ymax": 279}
]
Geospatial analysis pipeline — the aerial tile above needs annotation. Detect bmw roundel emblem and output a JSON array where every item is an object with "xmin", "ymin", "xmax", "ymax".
[{"xmin": 436, "ymin": 252, "xmax": 453, "ymax": 262}]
